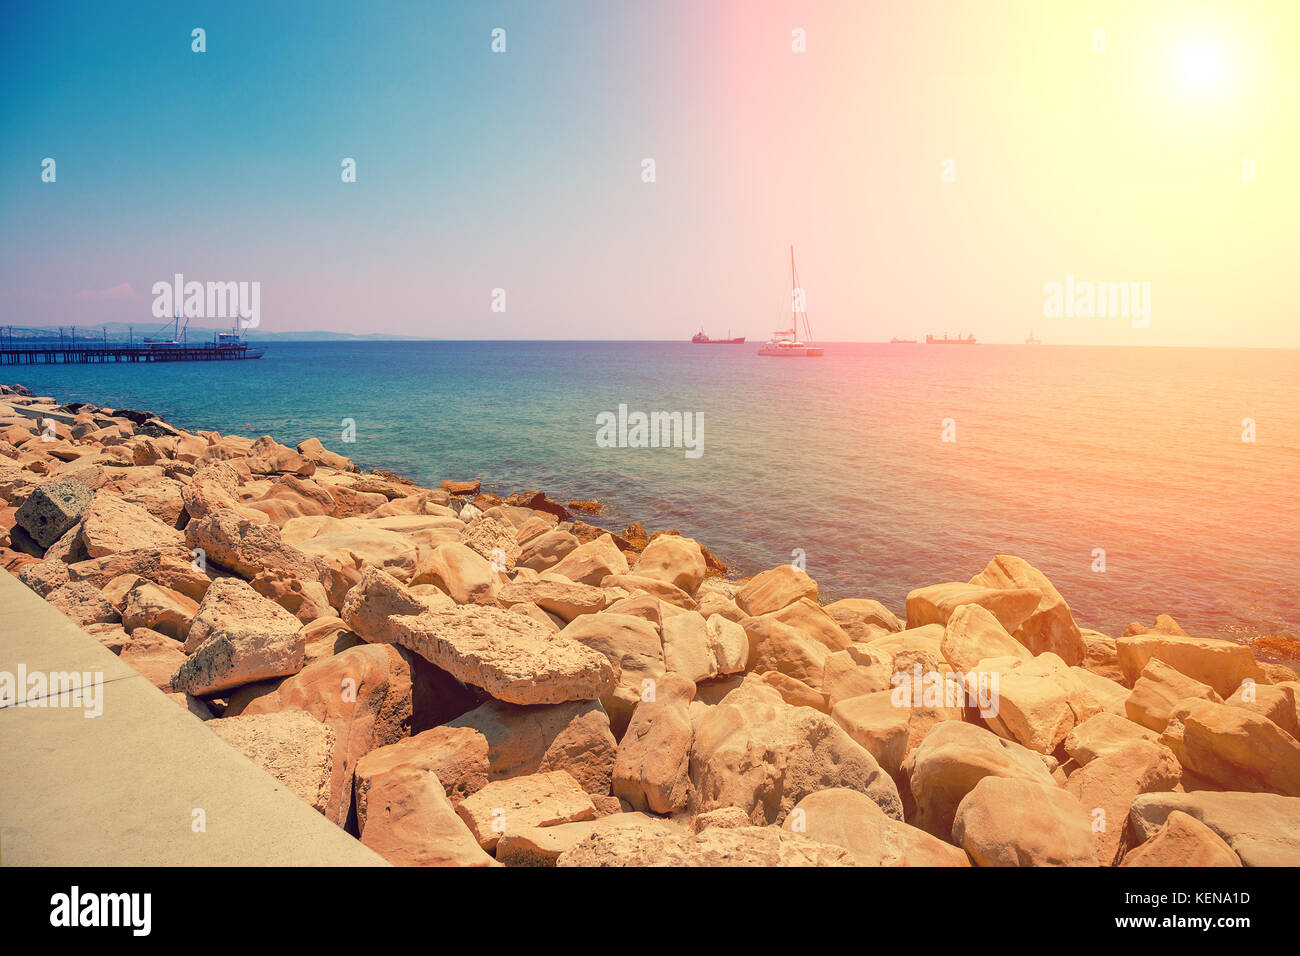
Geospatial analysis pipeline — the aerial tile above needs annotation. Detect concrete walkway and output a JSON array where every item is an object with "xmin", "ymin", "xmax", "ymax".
[{"xmin": 0, "ymin": 571, "xmax": 386, "ymax": 865}]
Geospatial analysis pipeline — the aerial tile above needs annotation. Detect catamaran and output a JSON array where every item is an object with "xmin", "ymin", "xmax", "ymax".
[{"xmin": 759, "ymin": 246, "xmax": 824, "ymax": 357}]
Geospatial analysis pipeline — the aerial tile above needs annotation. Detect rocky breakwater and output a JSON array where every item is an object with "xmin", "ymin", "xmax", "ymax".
[{"xmin": 2, "ymin": 382, "xmax": 1298, "ymax": 867}]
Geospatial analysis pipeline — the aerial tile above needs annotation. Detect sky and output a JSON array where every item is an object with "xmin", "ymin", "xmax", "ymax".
[{"xmin": 1, "ymin": 0, "xmax": 1298, "ymax": 346}]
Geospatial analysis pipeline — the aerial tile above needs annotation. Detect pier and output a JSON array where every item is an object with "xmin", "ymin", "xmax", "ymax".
[{"xmin": 0, "ymin": 344, "xmax": 262, "ymax": 365}]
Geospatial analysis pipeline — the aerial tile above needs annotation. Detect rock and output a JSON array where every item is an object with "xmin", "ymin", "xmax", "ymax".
[
  {"xmin": 170, "ymin": 581, "xmax": 307, "ymax": 697},
  {"xmin": 355, "ymin": 762, "xmax": 496, "ymax": 866},
  {"xmin": 414, "ymin": 541, "xmax": 501, "ymax": 605},
  {"xmin": 823, "ymin": 598, "xmax": 904, "ymax": 642},
  {"xmin": 690, "ymin": 806, "xmax": 752, "ymax": 833},
  {"xmin": 495, "ymin": 820, "xmax": 605, "ymax": 867},
  {"xmin": 296, "ymin": 437, "xmax": 355, "ymax": 472},
  {"xmin": 786, "ymin": 788, "xmax": 970, "ymax": 866},
  {"xmin": 17, "ymin": 559, "xmax": 69, "ymax": 597},
  {"xmin": 634, "ymin": 535, "xmax": 706, "ymax": 593},
  {"xmin": 599, "ymin": 573, "xmax": 698, "ymax": 609},
  {"xmin": 504, "ymin": 489, "xmax": 571, "ymax": 520},
  {"xmin": 457, "ymin": 512, "xmax": 521, "ymax": 570},
  {"xmin": 661, "ymin": 611, "xmax": 721, "ymax": 683},
  {"xmin": 969, "ymin": 555, "xmax": 1086, "ymax": 665},
  {"xmin": 14, "ymin": 477, "xmax": 92, "ymax": 548},
  {"xmin": 497, "ymin": 579, "xmax": 606, "ymax": 622},
  {"xmin": 558, "ymin": 612, "xmax": 664, "ymax": 732},
  {"xmin": 518, "ymin": 529, "xmax": 580, "ymax": 572},
  {"xmin": 904, "ymin": 582, "xmax": 1042, "ymax": 634},
  {"xmin": 1125, "ymin": 657, "xmax": 1223, "ymax": 732},
  {"xmin": 1128, "ymin": 791, "xmax": 1300, "ymax": 866},
  {"xmin": 1121, "ymin": 811, "xmax": 1242, "ymax": 867},
  {"xmin": 697, "ymin": 589, "xmax": 745, "ymax": 624},
  {"xmin": 549, "ymin": 534, "xmax": 628, "ymax": 586},
  {"xmin": 300, "ymin": 615, "xmax": 362, "ymax": 665},
  {"xmin": 245, "ymin": 435, "xmax": 315, "ymax": 477},
  {"xmin": 1080, "ymin": 629, "xmax": 1125, "ymax": 682},
  {"xmin": 557, "ymin": 814, "xmax": 854, "ymax": 867},
  {"xmin": 975, "ymin": 652, "xmax": 1101, "ymax": 754},
  {"xmin": 952, "ymin": 777, "xmax": 1098, "ymax": 866},
  {"xmin": 245, "ymin": 475, "xmax": 336, "ymax": 526},
  {"xmin": 822, "ymin": 645, "xmax": 893, "ymax": 708},
  {"xmin": 757, "ymin": 671, "xmax": 826, "ymax": 711},
  {"xmin": 355, "ymin": 726, "xmax": 489, "ymax": 807},
  {"xmin": 831, "ymin": 687, "xmax": 965, "ymax": 778},
  {"xmin": 342, "ymin": 568, "xmax": 615, "ymax": 706},
  {"xmin": 902, "ymin": 720, "xmax": 1058, "ymax": 839},
  {"xmin": 689, "ymin": 675, "xmax": 902, "ymax": 825},
  {"xmin": 1160, "ymin": 698, "xmax": 1300, "ymax": 796},
  {"xmin": 1063, "ymin": 712, "xmax": 1160, "ymax": 766},
  {"xmin": 1064, "ymin": 739, "xmax": 1181, "ymax": 864},
  {"xmin": 734, "ymin": 565, "xmax": 817, "ymax": 616},
  {"xmin": 940, "ymin": 603, "xmax": 1033, "ymax": 672},
  {"xmin": 120, "ymin": 580, "xmax": 199, "ymax": 641},
  {"xmin": 182, "ymin": 577, "xmax": 301, "ymax": 653},
  {"xmin": 78, "ymin": 491, "xmax": 184, "ymax": 557},
  {"xmin": 446, "ymin": 698, "xmax": 618, "ymax": 796},
  {"xmin": 119, "ymin": 629, "xmax": 191, "ymax": 690},
  {"xmin": 742, "ymin": 611, "xmax": 836, "ymax": 694},
  {"xmin": 1123, "ymin": 614, "xmax": 1189, "ymax": 637},
  {"xmin": 249, "ymin": 568, "xmax": 333, "ymax": 623},
  {"xmin": 1069, "ymin": 666, "xmax": 1130, "ymax": 716},
  {"xmin": 67, "ymin": 546, "xmax": 214, "ymax": 603},
  {"xmin": 242, "ymin": 643, "xmax": 414, "ymax": 826},
  {"xmin": 295, "ymin": 522, "xmax": 420, "ymax": 587},
  {"xmin": 185, "ymin": 509, "xmax": 332, "ymax": 596},
  {"xmin": 1117, "ymin": 632, "xmax": 1265, "ymax": 698},
  {"xmin": 455, "ymin": 770, "xmax": 597, "ymax": 851},
  {"xmin": 613, "ymin": 672, "xmax": 694, "ymax": 813},
  {"xmin": 1226, "ymin": 681, "xmax": 1300, "ymax": 738},
  {"xmin": 705, "ymin": 614, "xmax": 748, "ymax": 675},
  {"xmin": 208, "ymin": 711, "xmax": 334, "ymax": 814},
  {"xmin": 45, "ymin": 581, "xmax": 120, "ymax": 626}
]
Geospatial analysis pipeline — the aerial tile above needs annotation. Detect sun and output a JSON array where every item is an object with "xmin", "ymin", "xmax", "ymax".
[{"xmin": 1171, "ymin": 37, "xmax": 1231, "ymax": 97}]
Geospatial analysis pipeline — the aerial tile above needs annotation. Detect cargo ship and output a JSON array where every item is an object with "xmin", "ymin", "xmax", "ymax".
[
  {"xmin": 692, "ymin": 330, "xmax": 745, "ymax": 344},
  {"xmin": 925, "ymin": 333, "xmax": 976, "ymax": 345},
  {"xmin": 889, "ymin": 337, "xmax": 918, "ymax": 344}
]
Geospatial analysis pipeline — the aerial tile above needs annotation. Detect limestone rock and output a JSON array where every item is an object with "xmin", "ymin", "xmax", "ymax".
[
  {"xmin": 952, "ymin": 776, "xmax": 1098, "ymax": 866},
  {"xmin": 1122, "ymin": 811, "xmax": 1241, "ymax": 867},
  {"xmin": 634, "ymin": 534, "xmax": 707, "ymax": 594},
  {"xmin": 613, "ymin": 672, "xmax": 695, "ymax": 813},
  {"xmin": 79, "ymin": 491, "xmax": 184, "ymax": 557},
  {"xmin": 455, "ymin": 770, "xmax": 597, "ymax": 851},
  {"xmin": 1117, "ymin": 632, "xmax": 1265, "ymax": 698},
  {"xmin": 786, "ymin": 788, "xmax": 970, "ymax": 866},
  {"xmin": 355, "ymin": 762, "xmax": 496, "ymax": 866},
  {"xmin": 1063, "ymin": 712, "xmax": 1160, "ymax": 766},
  {"xmin": 904, "ymin": 582, "xmax": 1042, "ymax": 634},
  {"xmin": 208, "ymin": 711, "xmax": 334, "ymax": 814},
  {"xmin": 1063, "ymin": 739, "xmax": 1181, "ymax": 864},
  {"xmin": 823, "ymin": 598, "xmax": 904, "ymax": 643},
  {"xmin": 969, "ymin": 555, "xmax": 1086, "ymax": 665},
  {"xmin": 1159, "ymin": 697, "xmax": 1300, "ymax": 796},
  {"xmin": 1128, "ymin": 791, "xmax": 1300, "ymax": 866},
  {"xmin": 1125, "ymin": 657, "xmax": 1223, "ymax": 732},
  {"xmin": 15, "ymin": 476, "xmax": 92, "ymax": 548},
  {"xmin": 735, "ymin": 565, "xmax": 817, "ymax": 617}
]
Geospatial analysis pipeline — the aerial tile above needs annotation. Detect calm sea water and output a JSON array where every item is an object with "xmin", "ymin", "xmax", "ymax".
[{"xmin": 12, "ymin": 341, "xmax": 1299, "ymax": 646}]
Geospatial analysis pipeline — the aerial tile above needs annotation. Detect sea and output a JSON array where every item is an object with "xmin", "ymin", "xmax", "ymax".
[{"xmin": 11, "ymin": 341, "xmax": 1298, "ymax": 650}]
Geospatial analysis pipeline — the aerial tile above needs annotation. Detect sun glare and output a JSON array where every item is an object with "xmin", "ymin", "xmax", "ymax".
[{"xmin": 1173, "ymin": 37, "xmax": 1229, "ymax": 96}]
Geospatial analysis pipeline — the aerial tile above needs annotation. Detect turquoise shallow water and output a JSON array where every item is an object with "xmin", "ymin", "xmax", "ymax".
[{"xmin": 11, "ymin": 341, "xmax": 1299, "ymax": 646}]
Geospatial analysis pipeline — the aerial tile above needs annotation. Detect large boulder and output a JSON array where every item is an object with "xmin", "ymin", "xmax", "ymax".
[
  {"xmin": 1128, "ymin": 791, "xmax": 1300, "ymax": 866},
  {"xmin": 904, "ymin": 582, "xmax": 1041, "ymax": 634},
  {"xmin": 44, "ymin": 581, "xmax": 120, "ymax": 627},
  {"xmin": 940, "ymin": 603, "xmax": 1032, "ymax": 672},
  {"xmin": 969, "ymin": 555, "xmax": 1086, "ymax": 665},
  {"xmin": 902, "ymin": 720, "xmax": 1057, "ymax": 839},
  {"xmin": 557, "ymin": 612, "xmax": 664, "ymax": 732},
  {"xmin": 973, "ymin": 652, "xmax": 1101, "ymax": 754},
  {"xmin": 785, "ymin": 788, "xmax": 970, "ymax": 866},
  {"xmin": 354, "ymin": 762, "xmax": 496, "ymax": 866},
  {"xmin": 689, "ymin": 676, "xmax": 902, "ymax": 824},
  {"xmin": 1063, "ymin": 712, "xmax": 1160, "ymax": 766},
  {"xmin": 342, "ymin": 567, "xmax": 615, "ymax": 706},
  {"xmin": 14, "ymin": 477, "xmax": 92, "ymax": 548},
  {"xmin": 121, "ymin": 580, "xmax": 199, "ymax": 641},
  {"xmin": 355, "ymin": 726, "xmax": 489, "ymax": 806},
  {"xmin": 734, "ymin": 565, "xmax": 817, "ymax": 617},
  {"xmin": 518, "ymin": 529, "xmax": 580, "ymax": 573},
  {"xmin": 67, "ymin": 546, "xmax": 215, "ymax": 602},
  {"xmin": 446, "ymin": 698, "xmax": 618, "ymax": 796},
  {"xmin": 612, "ymin": 672, "xmax": 694, "ymax": 813},
  {"xmin": 170, "ymin": 579, "xmax": 307, "ymax": 697},
  {"xmin": 185, "ymin": 508, "xmax": 333, "ymax": 595},
  {"xmin": 1159, "ymin": 698, "xmax": 1300, "ymax": 796},
  {"xmin": 822, "ymin": 598, "xmax": 904, "ymax": 643},
  {"xmin": 1125, "ymin": 657, "xmax": 1222, "ymax": 732},
  {"xmin": 1063, "ymin": 739, "xmax": 1181, "ymax": 864},
  {"xmin": 548, "ymin": 534, "xmax": 628, "ymax": 586},
  {"xmin": 1121, "ymin": 811, "xmax": 1241, "ymax": 867},
  {"xmin": 414, "ymin": 541, "xmax": 501, "ymax": 605},
  {"xmin": 497, "ymin": 579, "xmax": 606, "ymax": 622},
  {"xmin": 556, "ymin": 814, "xmax": 854, "ymax": 867},
  {"xmin": 1116, "ymin": 632, "xmax": 1265, "ymax": 698},
  {"xmin": 455, "ymin": 770, "xmax": 597, "ymax": 852},
  {"xmin": 634, "ymin": 535, "xmax": 706, "ymax": 594},
  {"xmin": 952, "ymin": 777, "xmax": 1098, "ymax": 867},
  {"xmin": 208, "ymin": 710, "xmax": 334, "ymax": 813},
  {"xmin": 831, "ymin": 687, "xmax": 965, "ymax": 778},
  {"xmin": 242, "ymin": 642, "xmax": 415, "ymax": 825},
  {"xmin": 78, "ymin": 491, "xmax": 184, "ymax": 557}
]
